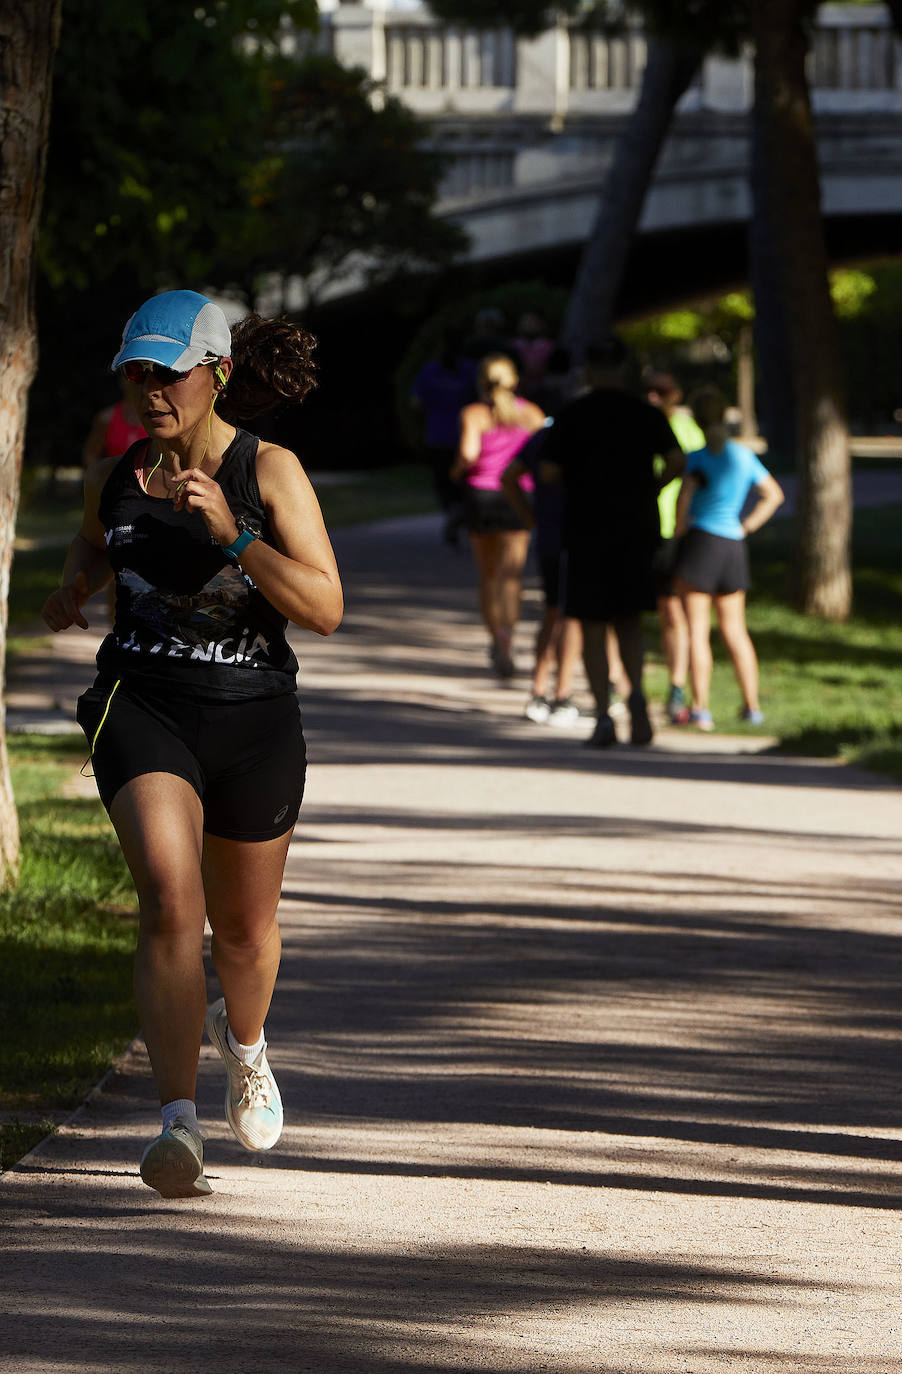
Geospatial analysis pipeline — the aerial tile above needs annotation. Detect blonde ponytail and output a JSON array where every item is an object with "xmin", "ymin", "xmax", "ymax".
[{"xmin": 478, "ymin": 353, "xmax": 521, "ymax": 427}]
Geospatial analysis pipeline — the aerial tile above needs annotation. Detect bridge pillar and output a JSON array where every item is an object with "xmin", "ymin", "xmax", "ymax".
[
  {"xmin": 514, "ymin": 25, "xmax": 569, "ymax": 126},
  {"xmin": 330, "ymin": 3, "xmax": 386, "ymax": 85}
]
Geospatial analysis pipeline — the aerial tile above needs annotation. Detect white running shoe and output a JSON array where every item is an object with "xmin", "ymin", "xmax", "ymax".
[
  {"xmin": 547, "ymin": 699, "xmax": 583, "ymax": 728},
  {"xmin": 139, "ymin": 1115, "xmax": 212, "ymax": 1198},
  {"xmin": 524, "ymin": 695, "xmax": 551, "ymax": 723},
  {"xmin": 204, "ymin": 998, "xmax": 284, "ymax": 1152}
]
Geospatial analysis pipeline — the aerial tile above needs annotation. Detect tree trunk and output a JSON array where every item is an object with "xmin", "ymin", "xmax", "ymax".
[
  {"xmin": 749, "ymin": 0, "xmax": 851, "ymax": 621},
  {"xmin": 560, "ymin": 34, "xmax": 702, "ymax": 365},
  {"xmin": 0, "ymin": 0, "xmax": 63, "ymax": 886}
]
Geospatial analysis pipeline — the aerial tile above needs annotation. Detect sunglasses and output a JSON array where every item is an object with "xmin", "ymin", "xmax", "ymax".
[{"xmin": 119, "ymin": 358, "xmax": 216, "ymax": 387}]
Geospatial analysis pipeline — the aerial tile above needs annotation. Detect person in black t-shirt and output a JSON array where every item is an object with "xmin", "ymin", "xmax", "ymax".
[
  {"xmin": 540, "ymin": 336, "xmax": 684, "ymax": 748},
  {"xmin": 42, "ymin": 291, "xmax": 343, "ymax": 1199}
]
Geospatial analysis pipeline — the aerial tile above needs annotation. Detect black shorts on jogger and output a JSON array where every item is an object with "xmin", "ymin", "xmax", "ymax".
[
  {"xmin": 673, "ymin": 527, "xmax": 750, "ymax": 597},
  {"xmin": 76, "ymin": 678, "xmax": 306, "ymax": 841}
]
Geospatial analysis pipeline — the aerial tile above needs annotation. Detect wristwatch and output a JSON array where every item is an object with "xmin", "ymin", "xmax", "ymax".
[{"xmin": 221, "ymin": 515, "xmax": 260, "ymax": 562}]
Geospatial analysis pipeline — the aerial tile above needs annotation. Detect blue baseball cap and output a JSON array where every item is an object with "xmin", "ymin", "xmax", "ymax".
[{"xmin": 111, "ymin": 290, "xmax": 232, "ymax": 372}]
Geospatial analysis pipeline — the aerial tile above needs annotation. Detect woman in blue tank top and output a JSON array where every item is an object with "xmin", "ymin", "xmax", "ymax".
[
  {"xmin": 42, "ymin": 291, "xmax": 343, "ymax": 1199},
  {"xmin": 673, "ymin": 386, "xmax": 784, "ymax": 731}
]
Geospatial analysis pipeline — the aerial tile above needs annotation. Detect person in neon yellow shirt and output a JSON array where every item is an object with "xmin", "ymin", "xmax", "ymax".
[{"xmin": 646, "ymin": 373, "xmax": 705, "ymax": 724}]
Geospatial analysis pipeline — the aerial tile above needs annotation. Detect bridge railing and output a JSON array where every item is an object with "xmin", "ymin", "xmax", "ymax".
[{"xmin": 318, "ymin": 3, "xmax": 902, "ymax": 116}]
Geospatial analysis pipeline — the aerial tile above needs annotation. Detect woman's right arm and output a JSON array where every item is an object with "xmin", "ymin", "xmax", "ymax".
[
  {"xmin": 673, "ymin": 473, "xmax": 697, "ymax": 539},
  {"xmin": 42, "ymin": 464, "xmax": 114, "ymax": 632}
]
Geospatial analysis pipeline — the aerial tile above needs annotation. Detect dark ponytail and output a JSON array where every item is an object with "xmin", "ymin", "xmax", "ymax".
[{"xmin": 216, "ymin": 313, "xmax": 317, "ymax": 424}]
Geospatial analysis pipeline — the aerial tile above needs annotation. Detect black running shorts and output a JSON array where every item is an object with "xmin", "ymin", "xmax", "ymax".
[
  {"xmin": 76, "ymin": 678, "xmax": 306, "ymax": 841},
  {"xmin": 562, "ymin": 546, "xmax": 657, "ymax": 621},
  {"xmin": 463, "ymin": 487, "xmax": 529, "ymax": 535},
  {"xmin": 674, "ymin": 527, "xmax": 750, "ymax": 596}
]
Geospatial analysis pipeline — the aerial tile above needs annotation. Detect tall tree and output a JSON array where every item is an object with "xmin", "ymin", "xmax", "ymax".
[
  {"xmin": 559, "ymin": 31, "xmax": 701, "ymax": 361},
  {"xmin": 0, "ymin": 0, "xmax": 62, "ymax": 885},
  {"xmin": 39, "ymin": 0, "xmax": 318, "ymax": 295},
  {"xmin": 747, "ymin": 0, "xmax": 851, "ymax": 619}
]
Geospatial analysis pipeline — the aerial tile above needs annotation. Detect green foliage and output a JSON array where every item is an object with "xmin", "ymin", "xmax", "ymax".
[
  {"xmin": 426, "ymin": 0, "xmax": 599, "ymax": 37},
  {"xmin": 426, "ymin": 0, "xmax": 749, "ymax": 52},
  {"xmin": 40, "ymin": 0, "xmax": 318, "ymax": 293},
  {"xmin": 830, "ymin": 269, "xmax": 878, "ymax": 319},
  {"xmin": 31, "ymin": 7, "xmax": 463, "ymax": 463},
  {"xmin": 831, "ymin": 262, "xmax": 902, "ymax": 427},
  {"xmin": 225, "ymin": 55, "xmax": 466, "ymax": 305},
  {"xmin": 622, "ymin": 264, "xmax": 902, "ymax": 429}
]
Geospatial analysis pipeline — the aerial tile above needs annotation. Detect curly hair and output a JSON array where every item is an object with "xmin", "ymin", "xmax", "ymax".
[{"xmin": 217, "ymin": 313, "xmax": 317, "ymax": 424}]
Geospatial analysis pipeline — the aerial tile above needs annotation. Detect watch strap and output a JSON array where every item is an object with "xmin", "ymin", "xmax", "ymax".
[{"xmin": 221, "ymin": 528, "xmax": 256, "ymax": 561}]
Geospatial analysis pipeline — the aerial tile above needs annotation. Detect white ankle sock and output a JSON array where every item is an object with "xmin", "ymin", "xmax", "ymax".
[
  {"xmin": 226, "ymin": 1026, "xmax": 265, "ymax": 1064},
  {"xmin": 162, "ymin": 1099, "xmax": 199, "ymax": 1132}
]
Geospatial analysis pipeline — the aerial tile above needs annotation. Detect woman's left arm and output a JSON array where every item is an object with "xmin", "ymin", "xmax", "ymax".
[
  {"xmin": 248, "ymin": 445, "xmax": 343, "ymax": 634},
  {"xmin": 175, "ymin": 445, "xmax": 342, "ymax": 635},
  {"xmin": 741, "ymin": 473, "xmax": 785, "ymax": 536}
]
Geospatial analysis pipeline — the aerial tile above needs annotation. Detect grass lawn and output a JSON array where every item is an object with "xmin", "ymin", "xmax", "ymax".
[{"xmin": 0, "ymin": 734, "xmax": 138, "ymax": 1169}]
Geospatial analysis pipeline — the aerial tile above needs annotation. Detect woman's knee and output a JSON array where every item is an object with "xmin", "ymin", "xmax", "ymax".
[
  {"xmin": 137, "ymin": 881, "xmax": 205, "ymax": 941},
  {"xmin": 211, "ymin": 912, "xmax": 280, "ymax": 962}
]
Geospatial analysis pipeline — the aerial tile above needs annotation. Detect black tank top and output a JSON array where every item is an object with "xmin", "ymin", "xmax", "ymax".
[{"xmin": 96, "ymin": 428, "xmax": 298, "ymax": 700}]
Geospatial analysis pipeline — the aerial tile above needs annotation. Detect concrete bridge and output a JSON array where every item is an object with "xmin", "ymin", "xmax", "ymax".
[{"xmin": 304, "ymin": 3, "xmax": 902, "ymax": 309}]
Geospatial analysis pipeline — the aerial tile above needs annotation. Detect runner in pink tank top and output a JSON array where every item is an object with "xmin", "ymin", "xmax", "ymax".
[
  {"xmin": 83, "ymin": 386, "xmax": 147, "ymax": 468},
  {"xmin": 104, "ymin": 400, "xmax": 147, "ymax": 456},
  {"xmin": 464, "ymin": 407, "xmax": 536, "ymax": 492},
  {"xmin": 452, "ymin": 352, "xmax": 545, "ymax": 679}
]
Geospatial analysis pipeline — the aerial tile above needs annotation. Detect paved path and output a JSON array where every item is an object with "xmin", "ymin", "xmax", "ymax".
[{"xmin": 3, "ymin": 515, "xmax": 902, "ymax": 1374}]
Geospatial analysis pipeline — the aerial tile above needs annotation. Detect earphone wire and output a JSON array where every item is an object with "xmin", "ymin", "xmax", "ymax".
[
  {"xmin": 141, "ymin": 363, "xmax": 222, "ymax": 495},
  {"xmin": 175, "ymin": 395, "xmax": 216, "ymax": 496}
]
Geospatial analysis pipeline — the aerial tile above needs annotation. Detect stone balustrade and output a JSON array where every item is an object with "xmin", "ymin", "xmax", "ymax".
[{"xmin": 306, "ymin": 4, "xmax": 902, "ymax": 119}]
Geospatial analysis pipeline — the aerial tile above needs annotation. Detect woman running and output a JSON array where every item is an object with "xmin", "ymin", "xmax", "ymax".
[
  {"xmin": 42, "ymin": 290, "xmax": 342, "ymax": 1198},
  {"xmin": 452, "ymin": 353, "xmax": 544, "ymax": 678},
  {"xmin": 673, "ymin": 386, "xmax": 784, "ymax": 730}
]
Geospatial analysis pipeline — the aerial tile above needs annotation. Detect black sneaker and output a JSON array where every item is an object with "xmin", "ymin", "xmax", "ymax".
[
  {"xmin": 628, "ymin": 691, "xmax": 653, "ymax": 746},
  {"xmin": 585, "ymin": 713, "xmax": 617, "ymax": 748}
]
